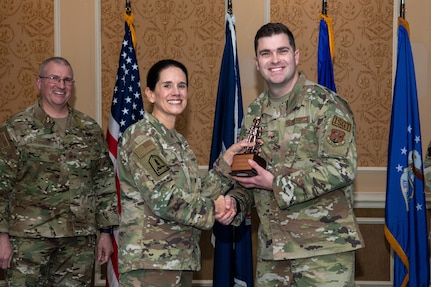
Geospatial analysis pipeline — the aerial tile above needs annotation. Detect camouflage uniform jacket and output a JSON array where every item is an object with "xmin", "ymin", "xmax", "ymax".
[
  {"xmin": 225, "ymin": 73, "xmax": 364, "ymax": 260},
  {"xmin": 118, "ymin": 113, "xmax": 233, "ymax": 272},
  {"xmin": 0, "ymin": 99, "xmax": 119, "ymax": 238}
]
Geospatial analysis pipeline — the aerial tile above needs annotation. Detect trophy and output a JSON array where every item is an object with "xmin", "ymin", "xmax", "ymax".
[{"xmin": 230, "ymin": 117, "xmax": 267, "ymax": 177}]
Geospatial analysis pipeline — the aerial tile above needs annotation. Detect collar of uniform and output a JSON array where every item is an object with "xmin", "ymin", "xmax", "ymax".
[
  {"xmin": 146, "ymin": 113, "xmax": 183, "ymax": 145},
  {"xmin": 34, "ymin": 98, "xmax": 73, "ymax": 129}
]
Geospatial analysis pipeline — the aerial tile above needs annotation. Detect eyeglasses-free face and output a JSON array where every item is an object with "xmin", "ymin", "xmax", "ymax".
[{"xmin": 39, "ymin": 75, "xmax": 75, "ymax": 86}]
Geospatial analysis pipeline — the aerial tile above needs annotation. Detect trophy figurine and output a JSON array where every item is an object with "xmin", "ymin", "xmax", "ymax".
[{"xmin": 230, "ymin": 117, "xmax": 267, "ymax": 177}]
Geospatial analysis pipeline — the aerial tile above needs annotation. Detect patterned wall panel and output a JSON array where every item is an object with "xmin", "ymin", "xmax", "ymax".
[
  {"xmin": 0, "ymin": 0, "xmax": 54, "ymax": 123},
  {"xmin": 102, "ymin": 0, "xmax": 393, "ymax": 167},
  {"xmin": 101, "ymin": 0, "xmax": 225, "ymax": 165},
  {"xmin": 271, "ymin": 0, "xmax": 394, "ymax": 167}
]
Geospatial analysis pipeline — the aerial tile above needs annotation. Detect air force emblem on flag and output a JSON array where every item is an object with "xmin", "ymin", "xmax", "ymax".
[{"xmin": 400, "ymin": 150, "xmax": 424, "ymax": 211}]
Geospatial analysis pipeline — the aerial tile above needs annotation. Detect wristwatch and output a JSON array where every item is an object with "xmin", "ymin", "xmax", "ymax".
[{"xmin": 99, "ymin": 226, "xmax": 113, "ymax": 235}]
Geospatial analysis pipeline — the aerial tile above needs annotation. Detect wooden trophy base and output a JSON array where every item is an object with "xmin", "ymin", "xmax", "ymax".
[{"xmin": 230, "ymin": 153, "xmax": 267, "ymax": 177}]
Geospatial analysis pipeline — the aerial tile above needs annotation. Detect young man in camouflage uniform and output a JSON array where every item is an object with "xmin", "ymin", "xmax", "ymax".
[
  {"xmin": 0, "ymin": 57, "xmax": 119, "ymax": 286},
  {"xmin": 217, "ymin": 23, "xmax": 364, "ymax": 286}
]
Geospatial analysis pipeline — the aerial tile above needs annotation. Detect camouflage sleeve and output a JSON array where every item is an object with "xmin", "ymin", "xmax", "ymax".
[
  {"xmin": 208, "ymin": 125, "xmax": 255, "ymax": 226},
  {"xmin": 227, "ymin": 185, "xmax": 254, "ymax": 226},
  {"xmin": 119, "ymin": 132, "xmax": 217, "ymax": 230},
  {"xmin": 0, "ymin": 125, "xmax": 19, "ymax": 233},
  {"xmin": 200, "ymin": 156, "xmax": 236, "ymax": 199},
  {"xmin": 424, "ymin": 141, "xmax": 431, "ymax": 192},
  {"xmin": 273, "ymin": 102, "xmax": 357, "ymax": 209},
  {"xmin": 92, "ymin": 128, "xmax": 119, "ymax": 228}
]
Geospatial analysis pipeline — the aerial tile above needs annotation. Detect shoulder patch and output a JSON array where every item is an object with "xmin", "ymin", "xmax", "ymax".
[
  {"xmin": 322, "ymin": 115, "xmax": 353, "ymax": 156},
  {"xmin": 134, "ymin": 139, "xmax": 156, "ymax": 159},
  {"xmin": 148, "ymin": 154, "xmax": 170, "ymax": 176},
  {"xmin": 133, "ymin": 139, "xmax": 170, "ymax": 179},
  {"xmin": 331, "ymin": 115, "xmax": 352, "ymax": 132}
]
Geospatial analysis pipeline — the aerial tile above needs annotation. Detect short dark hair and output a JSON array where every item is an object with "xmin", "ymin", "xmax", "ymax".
[
  {"xmin": 254, "ymin": 23, "xmax": 296, "ymax": 55},
  {"xmin": 146, "ymin": 59, "xmax": 188, "ymax": 91}
]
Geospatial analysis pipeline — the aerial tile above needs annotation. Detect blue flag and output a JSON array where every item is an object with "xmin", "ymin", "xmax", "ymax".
[
  {"xmin": 106, "ymin": 13, "xmax": 144, "ymax": 287},
  {"xmin": 210, "ymin": 13, "xmax": 253, "ymax": 287},
  {"xmin": 317, "ymin": 14, "xmax": 336, "ymax": 92},
  {"xmin": 384, "ymin": 18, "xmax": 430, "ymax": 287}
]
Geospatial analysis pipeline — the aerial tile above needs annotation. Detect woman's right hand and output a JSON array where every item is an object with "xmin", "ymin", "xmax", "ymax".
[{"xmin": 214, "ymin": 195, "xmax": 237, "ymax": 225}]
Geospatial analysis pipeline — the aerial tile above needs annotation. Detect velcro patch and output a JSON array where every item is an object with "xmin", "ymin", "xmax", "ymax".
[
  {"xmin": 331, "ymin": 115, "xmax": 352, "ymax": 132},
  {"xmin": 134, "ymin": 139, "xmax": 156, "ymax": 159},
  {"xmin": 148, "ymin": 154, "xmax": 170, "ymax": 176},
  {"xmin": 329, "ymin": 129, "xmax": 346, "ymax": 144},
  {"xmin": 133, "ymin": 139, "xmax": 170, "ymax": 179},
  {"xmin": 323, "ymin": 115, "xmax": 353, "ymax": 156},
  {"xmin": 286, "ymin": 116, "xmax": 309, "ymax": 127}
]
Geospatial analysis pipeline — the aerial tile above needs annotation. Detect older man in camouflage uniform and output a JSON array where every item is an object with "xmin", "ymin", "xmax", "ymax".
[
  {"xmin": 215, "ymin": 23, "xmax": 364, "ymax": 286},
  {"xmin": 0, "ymin": 57, "xmax": 118, "ymax": 286}
]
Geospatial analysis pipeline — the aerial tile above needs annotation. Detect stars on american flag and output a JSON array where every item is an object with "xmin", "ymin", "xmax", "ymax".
[{"xmin": 110, "ymin": 26, "xmax": 144, "ymax": 138}]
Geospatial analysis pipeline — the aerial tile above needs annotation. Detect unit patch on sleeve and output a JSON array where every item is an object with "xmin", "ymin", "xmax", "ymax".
[
  {"xmin": 148, "ymin": 154, "xmax": 170, "ymax": 176},
  {"xmin": 133, "ymin": 139, "xmax": 170, "ymax": 179},
  {"xmin": 323, "ymin": 115, "xmax": 353, "ymax": 156}
]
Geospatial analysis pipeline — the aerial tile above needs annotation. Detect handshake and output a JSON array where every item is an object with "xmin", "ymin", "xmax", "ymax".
[{"xmin": 213, "ymin": 195, "xmax": 237, "ymax": 225}]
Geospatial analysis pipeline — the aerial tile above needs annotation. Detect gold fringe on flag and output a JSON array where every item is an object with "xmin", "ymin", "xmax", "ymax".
[
  {"xmin": 319, "ymin": 13, "xmax": 335, "ymax": 61},
  {"xmin": 124, "ymin": 12, "xmax": 137, "ymax": 49}
]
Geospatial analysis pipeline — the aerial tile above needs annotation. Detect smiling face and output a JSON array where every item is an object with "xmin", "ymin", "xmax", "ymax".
[
  {"xmin": 255, "ymin": 33, "xmax": 300, "ymax": 98},
  {"xmin": 145, "ymin": 66, "xmax": 188, "ymax": 129},
  {"xmin": 36, "ymin": 60, "xmax": 74, "ymax": 117}
]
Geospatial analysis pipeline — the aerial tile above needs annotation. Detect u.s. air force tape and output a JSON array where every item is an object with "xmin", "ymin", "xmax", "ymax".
[{"xmin": 133, "ymin": 139, "xmax": 170, "ymax": 178}]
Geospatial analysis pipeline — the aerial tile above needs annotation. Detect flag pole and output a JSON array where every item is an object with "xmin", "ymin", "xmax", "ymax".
[
  {"xmin": 105, "ymin": 1, "xmax": 144, "ymax": 286},
  {"xmin": 227, "ymin": 0, "xmax": 232, "ymax": 15},
  {"xmin": 125, "ymin": 0, "xmax": 131, "ymax": 15},
  {"xmin": 321, "ymin": 0, "xmax": 327, "ymax": 15},
  {"xmin": 399, "ymin": 0, "xmax": 405, "ymax": 19}
]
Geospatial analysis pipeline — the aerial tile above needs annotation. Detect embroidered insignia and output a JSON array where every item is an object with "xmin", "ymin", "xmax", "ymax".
[
  {"xmin": 331, "ymin": 115, "xmax": 352, "ymax": 132},
  {"xmin": 149, "ymin": 154, "xmax": 170, "ymax": 176},
  {"xmin": 323, "ymin": 114, "xmax": 353, "ymax": 156},
  {"xmin": 285, "ymin": 116, "xmax": 309, "ymax": 127},
  {"xmin": 329, "ymin": 129, "xmax": 345, "ymax": 144}
]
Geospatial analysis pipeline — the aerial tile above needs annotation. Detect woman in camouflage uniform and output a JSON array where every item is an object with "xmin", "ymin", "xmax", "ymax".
[{"xmin": 117, "ymin": 59, "xmax": 249, "ymax": 287}]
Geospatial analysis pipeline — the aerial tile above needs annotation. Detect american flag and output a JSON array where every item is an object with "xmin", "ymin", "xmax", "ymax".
[{"xmin": 105, "ymin": 14, "xmax": 144, "ymax": 287}]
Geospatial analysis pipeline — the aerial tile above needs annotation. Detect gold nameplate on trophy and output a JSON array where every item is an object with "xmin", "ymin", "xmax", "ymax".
[{"xmin": 230, "ymin": 117, "xmax": 267, "ymax": 177}]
